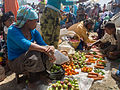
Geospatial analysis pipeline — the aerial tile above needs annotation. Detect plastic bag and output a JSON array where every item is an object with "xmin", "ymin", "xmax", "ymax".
[
  {"xmin": 54, "ymin": 49, "xmax": 70, "ymax": 65},
  {"xmin": 58, "ymin": 41, "xmax": 75, "ymax": 55}
]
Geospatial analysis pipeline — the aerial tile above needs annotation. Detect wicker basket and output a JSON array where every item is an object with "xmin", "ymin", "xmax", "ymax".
[{"xmin": 69, "ymin": 34, "xmax": 80, "ymax": 49}]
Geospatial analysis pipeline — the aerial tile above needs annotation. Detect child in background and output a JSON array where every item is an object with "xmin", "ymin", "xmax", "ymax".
[{"xmin": 88, "ymin": 22, "xmax": 117, "ymax": 60}]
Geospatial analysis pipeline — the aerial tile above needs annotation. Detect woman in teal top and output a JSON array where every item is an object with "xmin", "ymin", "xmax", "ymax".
[
  {"xmin": 8, "ymin": 5, "xmax": 56, "ymax": 75},
  {"xmin": 40, "ymin": 0, "xmax": 86, "ymax": 48}
]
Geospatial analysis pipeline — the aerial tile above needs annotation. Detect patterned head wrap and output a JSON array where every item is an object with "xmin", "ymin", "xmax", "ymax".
[{"xmin": 16, "ymin": 5, "xmax": 38, "ymax": 28}]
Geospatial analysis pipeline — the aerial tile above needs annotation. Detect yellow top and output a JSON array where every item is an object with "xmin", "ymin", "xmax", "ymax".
[{"xmin": 68, "ymin": 21, "xmax": 95, "ymax": 43}]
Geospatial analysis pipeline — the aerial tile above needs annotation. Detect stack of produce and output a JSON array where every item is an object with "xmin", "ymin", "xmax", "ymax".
[
  {"xmin": 49, "ymin": 77, "xmax": 79, "ymax": 90},
  {"xmin": 87, "ymin": 72, "xmax": 104, "ymax": 80},
  {"xmin": 50, "ymin": 64, "xmax": 61, "ymax": 73},
  {"xmin": 81, "ymin": 66, "xmax": 93, "ymax": 72},
  {"xmin": 62, "ymin": 63, "xmax": 79, "ymax": 75}
]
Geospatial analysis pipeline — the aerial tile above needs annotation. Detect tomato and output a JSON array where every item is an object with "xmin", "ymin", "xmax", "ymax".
[
  {"xmin": 83, "ymin": 68, "xmax": 86, "ymax": 72},
  {"xmin": 65, "ymin": 73, "xmax": 68, "ymax": 75},
  {"xmin": 76, "ymin": 72, "xmax": 79, "ymax": 74},
  {"xmin": 87, "ymin": 69, "xmax": 90, "ymax": 72},
  {"xmin": 81, "ymin": 68, "xmax": 84, "ymax": 72}
]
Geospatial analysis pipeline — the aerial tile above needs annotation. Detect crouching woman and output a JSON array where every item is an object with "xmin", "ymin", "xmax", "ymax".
[{"xmin": 7, "ymin": 5, "xmax": 56, "ymax": 74}]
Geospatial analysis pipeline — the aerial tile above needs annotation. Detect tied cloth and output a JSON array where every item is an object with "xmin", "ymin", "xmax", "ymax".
[{"xmin": 16, "ymin": 5, "xmax": 38, "ymax": 28}]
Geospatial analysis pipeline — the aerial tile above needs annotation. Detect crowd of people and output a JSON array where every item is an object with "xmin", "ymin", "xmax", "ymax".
[{"xmin": 0, "ymin": 0, "xmax": 120, "ymax": 85}]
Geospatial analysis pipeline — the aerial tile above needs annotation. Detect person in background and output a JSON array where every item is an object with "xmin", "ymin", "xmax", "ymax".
[
  {"xmin": 36, "ymin": 0, "xmax": 46, "ymax": 14},
  {"xmin": 91, "ymin": 4, "xmax": 99, "ymax": 20},
  {"xmin": 73, "ymin": 5, "xmax": 78, "ymax": 16},
  {"xmin": 112, "ymin": 0, "xmax": 120, "ymax": 14},
  {"xmin": 31, "ymin": 2, "xmax": 35, "ymax": 9},
  {"xmin": 1, "ymin": 11, "xmax": 15, "ymax": 33},
  {"xmin": 103, "ymin": 4, "xmax": 106, "ymax": 13},
  {"xmin": 36, "ymin": 0, "xmax": 46, "ymax": 23},
  {"xmin": 4, "ymin": 0, "xmax": 19, "ymax": 21},
  {"xmin": 68, "ymin": 19, "xmax": 95, "ymax": 50},
  {"xmin": 93, "ymin": 19, "xmax": 100, "ymax": 32},
  {"xmin": 60, "ymin": 10, "xmax": 67, "ymax": 29},
  {"xmin": 7, "ymin": 5, "xmax": 56, "ymax": 80},
  {"xmin": 40, "ymin": 0, "xmax": 88, "ymax": 48},
  {"xmin": 63, "ymin": 6, "xmax": 70, "ymax": 13},
  {"xmin": 65, "ymin": 12, "xmax": 76, "ymax": 28},
  {"xmin": 1, "ymin": 11, "xmax": 15, "ymax": 43},
  {"xmin": 97, "ymin": 20, "xmax": 107, "ymax": 39},
  {"xmin": 76, "ymin": 4, "xmax": 85, "ymax": 22},
  {"xmin": 88, "ymin": 22, "xmax": 117, "ymax": 60}
]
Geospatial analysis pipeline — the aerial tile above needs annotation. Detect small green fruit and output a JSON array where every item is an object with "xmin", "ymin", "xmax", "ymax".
[
  {"xmin": 52, "ymin": 84, "xmax": 56, "ymax": 88},
  {"xmin": 54, "ymin": 70, "xmax": 58, "ymax": 73},
  {"xmin": 57, "ymin": 81, "xmax": 61, "ymax": 84},
  {"xmin": 63, "ymin": 84, "xmax": 68, "ymax": 89}
]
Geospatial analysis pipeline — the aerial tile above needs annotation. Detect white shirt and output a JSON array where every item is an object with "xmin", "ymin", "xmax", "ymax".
[{"xmin": 99, "ymin": 33, "xmax": 117, "ymax": 45}]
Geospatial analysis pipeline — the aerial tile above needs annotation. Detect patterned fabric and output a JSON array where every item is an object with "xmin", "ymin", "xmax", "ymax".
[
  {"xmin": 16, "ymin": 5, "xmax": 38, "ymax": 28},
  {"xmin": 68, "ymin": 21, "xmax": 95, "ymax": 44},
  {"xmin": 8, "ymin": 51, "xmax": 53, "ymax": 74},
  {"xmin": 40, "ymin": 7, "xmax": 60, "ymax": 48},
  {"xmin": 99, "ymin": 33, "xmax": 117, "ymax": 45}
]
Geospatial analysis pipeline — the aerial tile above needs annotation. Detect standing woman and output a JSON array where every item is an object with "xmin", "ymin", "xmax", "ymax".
[{"xmin": 40, "ymin": 0, "xmax": 87, "ymax": 48}]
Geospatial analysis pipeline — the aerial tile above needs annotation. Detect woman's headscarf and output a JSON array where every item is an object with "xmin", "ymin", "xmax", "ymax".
[{"xmin": 16, "ymin": 5, "xmax": 38, "ymax": 28}]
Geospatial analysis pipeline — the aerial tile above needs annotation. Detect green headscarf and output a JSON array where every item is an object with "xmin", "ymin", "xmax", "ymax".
[{"xmin": 16, "ymin": 5, "xmax": 38, "ymax": 28}]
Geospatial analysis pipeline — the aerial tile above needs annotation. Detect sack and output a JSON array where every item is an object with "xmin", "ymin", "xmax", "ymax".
[
  {"xmin": 0, "ymin": 65, "xmax": 5, "ymax": 82},
  {"xmin": 58, "ymin": 41, "xmax": 75, "ymax": 55},
  {"xmin": 54, "ymin": 49, "xmax": 70, "ymax": 65}
]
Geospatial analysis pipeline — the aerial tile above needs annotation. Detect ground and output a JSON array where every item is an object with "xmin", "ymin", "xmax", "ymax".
[
  {"xmin": 0, "ymin": 61, "xmax": 120, "ymax": 90},
  {"xmin": 90, "ymin": 61, "xmax": 120, "ymax": 90}
]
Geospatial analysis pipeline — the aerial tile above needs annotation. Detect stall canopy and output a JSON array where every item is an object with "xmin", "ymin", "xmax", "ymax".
[{"xmin": 4, "ymin": 0, "xmax": 19, "ymax": 21}]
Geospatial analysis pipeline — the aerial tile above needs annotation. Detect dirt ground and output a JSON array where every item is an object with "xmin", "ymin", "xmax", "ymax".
[
  {"xmin": 90, "ymin": 61, "xmax": 120, "ymax": 90},
  {"xmin": 0, "ymin": 60, "xmax": 119, "ymax": 90}
]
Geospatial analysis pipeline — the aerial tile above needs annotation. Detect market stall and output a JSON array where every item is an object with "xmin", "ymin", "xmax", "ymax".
[{"xmin": 47, "ymin": 47, "xmax": 110, "ymax": 90}]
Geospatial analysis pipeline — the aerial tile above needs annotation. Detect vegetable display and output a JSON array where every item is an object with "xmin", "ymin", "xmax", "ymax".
[{"xmin": 49, "ymin": 77, "xmax": 79, "ymax": 90}]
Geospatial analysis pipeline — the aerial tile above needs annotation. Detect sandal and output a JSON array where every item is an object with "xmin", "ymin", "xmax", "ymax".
[{"xmin": 111, "ymin": 68, "xmax": 120, "ymax": 82}]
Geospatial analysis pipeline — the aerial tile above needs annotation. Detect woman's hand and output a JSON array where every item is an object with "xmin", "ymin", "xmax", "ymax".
[
  {"xmin": 44, "ymin": 46, "xmax": 56, "ymax": 62},
  {"xmin": 29, "ymin": 43, "xmax": 56, "ymax": 62},
  {"xmin": 45, "ymin": 46, "xmax": 55, "ymax": 54}
]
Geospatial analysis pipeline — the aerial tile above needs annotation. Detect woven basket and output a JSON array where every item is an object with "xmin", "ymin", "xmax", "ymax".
[{"xmin": 69, "ymin": 34, "xmax": 80, "ymax": 49}]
